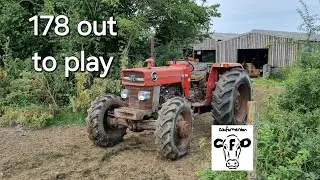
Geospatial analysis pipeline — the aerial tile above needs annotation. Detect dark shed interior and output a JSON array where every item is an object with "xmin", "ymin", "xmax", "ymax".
[
  {"xmin": 194, "ymin": 50, "xmax": 216, "ymax": 62},
  {"xmin": 237, "ymin": 49, "xmax": 268, "ymax": 69}
]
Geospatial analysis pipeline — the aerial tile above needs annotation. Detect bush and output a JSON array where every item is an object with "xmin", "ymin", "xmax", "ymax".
[
  {"xmin": 279, "ymin": 69, "xmax": 320, "ymax": 113},
  {"xmin": 256, "ymin": 48, "xmax": 320, "ymax": 179},
  {"xmin": 0, "ymin": 69, "xmax": 7, "ymax": 98},
  {"xmin": 1, "ymin": 70, "xmax": 73, "ymax": 108},
  {"xmin": 258, "ymin": 102, "xmax": 320, "ymax": 179},
  {"xmin": 299, "ymin": 50, "xmax": 320, "ymax": 69},
  {"xmin": 3, "ymin": 71, "xmax": 46, "ymax": 107},
  {"xmin": 0, "ymin": 106, "xmax": 54, "ymax": 128},
  {"xmin": 71, "ymin": 72, "xmax": 122, "ymax": 112},
  {"xmin": 258, "ymin": 63, "xmax": 320, "ymax": 179},
  {"xmin": 271, "ymin": 65, "xmax": 302, "ymax": 81}
]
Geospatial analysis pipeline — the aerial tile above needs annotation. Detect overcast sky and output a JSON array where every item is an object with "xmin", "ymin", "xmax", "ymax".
[{"xmin": 206, "ymin": 0, "xmax": 319, "ymax": 33}]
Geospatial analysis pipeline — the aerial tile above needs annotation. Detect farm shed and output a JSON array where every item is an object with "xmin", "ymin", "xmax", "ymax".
[
  {"xmin": 193, "ymin": 33, "xmax": 239, "ymax": 62},
  {"xmin": 216, "ymin": 30, "xmax": 320, "ymax": 68}
]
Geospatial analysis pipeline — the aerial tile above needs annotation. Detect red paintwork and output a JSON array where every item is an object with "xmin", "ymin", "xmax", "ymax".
[
  {"xmin": 121, "ymin": 61, "xmax": 193, "ymax": 97},
  {"xmin": 205, "ymin": 67, "xmax": 219, "ymax": 105},
  {"xmin": 204, "ymin": 62, "xmax": 242, "ymax": 105},
  {"xmin": 120, "ymin": 60, "xmax": 242, "ymax": 102}
]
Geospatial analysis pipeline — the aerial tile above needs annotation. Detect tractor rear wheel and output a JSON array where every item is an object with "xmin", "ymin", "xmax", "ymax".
[
  {"xmin": 86, "ymin": 93, "xmax": 127, "ymax": 147},
  {"xmin": 155, "ymin": 97, "xmax": 193, "ymax": 160},
  {"xmin": 212, "ymin": 68, "xmax": 252, "ymax": 125}
]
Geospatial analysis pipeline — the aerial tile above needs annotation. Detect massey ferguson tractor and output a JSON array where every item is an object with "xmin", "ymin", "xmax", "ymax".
[{"xmin": 86, "ymin": 58, "xmax": 252, "ymax": 160}]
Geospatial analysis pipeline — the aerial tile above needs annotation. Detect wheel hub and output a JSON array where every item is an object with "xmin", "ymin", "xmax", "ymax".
[
  {"xmin": 235, "ymin": 91, "xmax": 241, "ymax": 111},
  {"xmin": 177, "ymin": 116, "xmax": 190, "ymax": 139},
  {"xmin": 234, "ymin": 88, "xmax": 248, "ymax": 123}
]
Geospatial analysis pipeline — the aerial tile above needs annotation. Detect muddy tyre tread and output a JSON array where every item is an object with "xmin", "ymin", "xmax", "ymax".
[
  {"xmin": 155, "ymin": 97, "xmax": 193, "ymax": 160},
  {"xmin": 86, "ymin": 93, "xmax": 126, "ymax": 147},
  {"xmin": 212, "ymin": 68, "xmax": 252, "ymax": 125}
]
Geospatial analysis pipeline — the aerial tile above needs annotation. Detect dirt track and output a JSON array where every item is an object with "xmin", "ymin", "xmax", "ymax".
[{"xmin": 0, "ymin": 85, "xmax": 279, "ymax": 180}]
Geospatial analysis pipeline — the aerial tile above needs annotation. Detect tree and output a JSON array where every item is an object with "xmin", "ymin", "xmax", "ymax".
[
  {"xmin": 297, "ymin": 0, "xmax": 320, "ymax": 53},
  {"xmin": 297, "ymin": 0, "xmax": 320, "ymax": 39},
  {"xmin": 0, "ymin": 0, "xmax": 221, "ymax": 110},
  {"xmin": 297, "ymin": 0, "xmax": 320, "ymax": 67}
]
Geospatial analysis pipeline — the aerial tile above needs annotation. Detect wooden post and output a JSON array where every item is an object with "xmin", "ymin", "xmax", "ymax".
[{"xmin": 247, "ymin": 101, "xmax": 257, "ymax": 180}]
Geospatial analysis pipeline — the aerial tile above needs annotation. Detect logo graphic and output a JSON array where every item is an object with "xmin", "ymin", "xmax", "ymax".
[
  {"xmin": 151, "ymin": 72, "xmax": 158, "ymax": 81},
  {"xmin": 212, "ymin": 125, "xmax": 253, "ymax": 171},
  {"xmin": 130, "ymin": 75, "xmax": 136, "ymax": 82},
  {"xmin": 214, "ymin": 134, "xmax": 251, "ymax": 169}
]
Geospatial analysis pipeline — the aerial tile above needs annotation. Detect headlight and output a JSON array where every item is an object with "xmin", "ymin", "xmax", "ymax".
[
  {"xmin": 121, "ymin": 89, "xmax": 129, "ymax": 99},
  {"xmin": 138, "ymin": 91, "xmax": 151, "ymax": 101}
]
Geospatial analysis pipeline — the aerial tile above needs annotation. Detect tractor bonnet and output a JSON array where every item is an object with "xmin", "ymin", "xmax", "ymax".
[{"xmin": 121, "ymin": 64, "xmax": 192, "ymax": 87}]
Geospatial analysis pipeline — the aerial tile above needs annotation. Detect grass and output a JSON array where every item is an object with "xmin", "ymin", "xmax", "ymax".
[
  {"xmin": 196, "ymin": 169, "xmax": 248, "ymax": 180},
  {"xmin": 252, "ymin": 77, "xmax": 289, "ymax": 86},
  {"xmin": 46, "ymin": 110, "xmax": 86, "ymax": 127}
]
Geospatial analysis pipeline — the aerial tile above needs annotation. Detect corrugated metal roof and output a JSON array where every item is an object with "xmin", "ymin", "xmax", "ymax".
[
  {"xmin": 192, "ymin": 33, "xmax": 240, "ymax": 50},
  {"xmin": 209, "ymin": 32, "xmax": 240, "ymax": 41},
  {"xmin": 193, "ymin": 30, "xmax": 320, "ymax": 51},
  {"xmin": 250, "ymin": 29, "xmax": 320, "ymax": 41}
]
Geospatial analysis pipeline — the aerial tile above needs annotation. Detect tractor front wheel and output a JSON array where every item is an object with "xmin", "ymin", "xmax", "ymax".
[
  {"xmin": 86, "ymin": 93, "xmax": 127, "ymax": 147},
  {"xmin": 155, "ymin": 97, "xmax": 193, "ymax": 160},
  {"xmin": 212, "ymin": 68, "xmax": 252, "ymax": 125}
]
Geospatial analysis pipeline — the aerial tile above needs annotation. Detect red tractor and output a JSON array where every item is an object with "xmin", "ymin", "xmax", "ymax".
[{"xmin": 86, "ymin": 58, "xmax": 252, "ymax": 160}]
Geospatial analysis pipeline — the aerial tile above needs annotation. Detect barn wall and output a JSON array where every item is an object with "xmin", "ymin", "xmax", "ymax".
[
  {"xmin": 216, "ymin": 33, "xmax": 300, "ymax": 67},
  {"xmin": 193, "ymin": 39, "xmax": 218, "ymax": 51}
]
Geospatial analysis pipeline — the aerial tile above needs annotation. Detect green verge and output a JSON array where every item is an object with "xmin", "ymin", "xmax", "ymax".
[
  {"xmin": 252, "ymin": 77, "xmax": 289, "ymax": 87},
  {"xmin": 45, "ymin": 110, "xmax": 86, "ymax": 127},
  {"xmin": 196, "ymin": 170, "xmax": 247, "ymax": 180}
]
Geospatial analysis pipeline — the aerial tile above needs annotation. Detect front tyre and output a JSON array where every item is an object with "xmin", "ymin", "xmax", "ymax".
[
  {"xmin": 86, "ymin": 93, "xmax": 127, "ymax": 147},
  {"xmin": 212, "ymin": 68, "xmax": 252, "ymax": 125},
  {"xmin": 155, "ymin": 97, "xmax": 193, "ymax": 160}
]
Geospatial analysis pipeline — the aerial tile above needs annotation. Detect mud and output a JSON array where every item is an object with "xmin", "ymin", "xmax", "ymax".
[{"xmin": 0, "ymin": 85, "xmax": 278, "ymax": 180}]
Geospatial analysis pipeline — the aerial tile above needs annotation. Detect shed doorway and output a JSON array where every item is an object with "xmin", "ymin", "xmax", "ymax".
[
  {"xmin": 194, "ymin": 50, "xmax": 216, "ymax": 63},
  {"xmin": 237, "ymin": 49, "xmax": 268, "ymax": 69}
]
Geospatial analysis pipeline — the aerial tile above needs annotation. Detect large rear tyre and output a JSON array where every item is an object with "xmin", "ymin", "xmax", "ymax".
[
  {"xmin": 86, "ymin": 93, "xmax": 127, "ymax": 147},
  {"xmin": 155, "ymin": 97, "xmax": 193, "ymax": 160},
  {"xmin": 212, "ymin": 68, "xmax": 252, "ymax": 125}
]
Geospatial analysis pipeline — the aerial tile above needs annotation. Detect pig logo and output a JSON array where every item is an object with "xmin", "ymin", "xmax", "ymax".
[{"xmin": 213, "ymin": 134, "xmax": 251, "ymax": 169}]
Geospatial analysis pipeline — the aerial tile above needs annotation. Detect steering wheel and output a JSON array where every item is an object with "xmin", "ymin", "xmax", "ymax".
[{"xmin": 187, "ymin": 61, "xmax": 195, "ymax": 71}]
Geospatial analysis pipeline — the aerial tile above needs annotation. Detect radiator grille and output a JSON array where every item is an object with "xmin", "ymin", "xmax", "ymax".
[
  {"xmin": 127, "ymin": 86, "xmax": 153, "ymax": 110},
  {"xmin": 123, "ymin": 72, "xmax": 144, "ymax": 78}
]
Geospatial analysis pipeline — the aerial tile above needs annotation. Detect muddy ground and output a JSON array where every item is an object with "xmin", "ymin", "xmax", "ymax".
[{"xmin": 0, "ymin": 85, "xmax": 280, "ymax": 180}]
